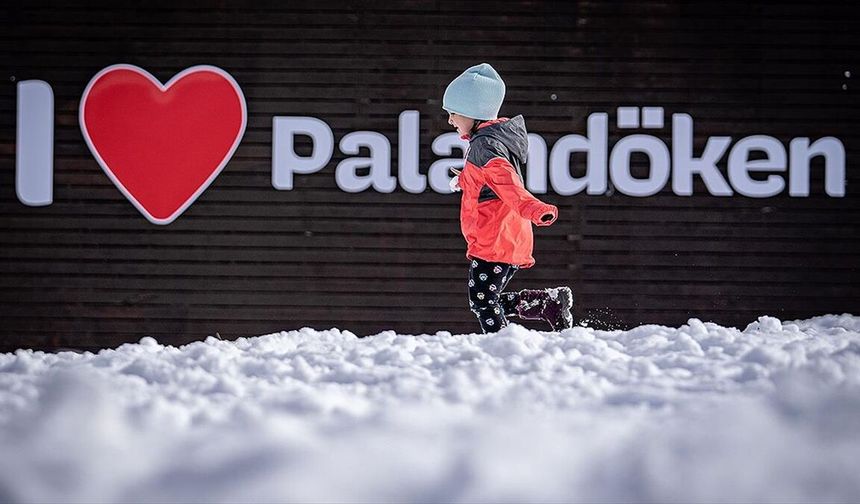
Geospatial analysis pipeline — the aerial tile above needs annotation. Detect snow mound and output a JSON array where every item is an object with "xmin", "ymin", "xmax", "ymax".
[{"xmin": 0, "ymin": 315, "xmax": 859, "ymax": 502}]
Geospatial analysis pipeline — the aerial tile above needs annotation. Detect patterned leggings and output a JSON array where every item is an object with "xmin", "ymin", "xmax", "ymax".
[{"xmin": 467, "ymin": 257, "xmax": 521, "ymax": 333}]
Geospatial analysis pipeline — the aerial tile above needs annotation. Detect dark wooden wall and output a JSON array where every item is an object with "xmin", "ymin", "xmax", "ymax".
[{"xmin": 1, "ymin": 1, "xmax": 858, "ymax": 351}]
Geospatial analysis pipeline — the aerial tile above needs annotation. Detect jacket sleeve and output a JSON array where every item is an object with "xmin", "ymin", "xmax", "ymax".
[{"xmin": 480, "ymin": 157, "xmax": 558, "ymax": 226}]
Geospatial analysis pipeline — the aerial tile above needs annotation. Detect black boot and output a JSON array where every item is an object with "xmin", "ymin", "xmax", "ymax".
[
  {"xmin": 505, "ymin": 287, "xmax": 574, "ymax": 331},
  {"xmin": 543, "ymin": 287, "xmax": 574, "ymax": 331}
]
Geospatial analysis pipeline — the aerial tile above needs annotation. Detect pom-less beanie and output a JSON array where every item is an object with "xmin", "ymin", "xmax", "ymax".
[{"xmin": 442, "ymin": 63, "xmax": 506, "ymax": 121}]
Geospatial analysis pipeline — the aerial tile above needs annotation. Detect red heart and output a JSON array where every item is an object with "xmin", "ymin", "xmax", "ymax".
[{"xmin": 80, "ymin": 64, "xmax": 246, "ymax": 224}]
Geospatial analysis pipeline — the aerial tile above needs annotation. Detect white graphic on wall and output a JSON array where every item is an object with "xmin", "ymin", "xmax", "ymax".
[
  {"xmin": 16, "ymin": 80, "xmax": 54, "ymax": 206},
  {"xmin": 272, "ymin": 108, "xmax": 846, "ymax": 198}
]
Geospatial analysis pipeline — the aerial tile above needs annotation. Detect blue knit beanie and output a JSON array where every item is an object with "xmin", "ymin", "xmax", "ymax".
[{"xmin": 442, "ymin": 63, "xmax": 506, "ymax": 121}]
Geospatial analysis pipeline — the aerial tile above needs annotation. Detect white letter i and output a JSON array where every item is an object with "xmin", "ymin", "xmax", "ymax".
[{"xmin": 16, "ymin": 80, "xmax": 54, "ymax": 206}]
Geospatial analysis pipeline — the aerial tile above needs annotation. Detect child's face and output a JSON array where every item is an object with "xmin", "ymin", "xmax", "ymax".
[{"xmin": 448, "ymin": 112, "xmax": 475, "ymax": 137}]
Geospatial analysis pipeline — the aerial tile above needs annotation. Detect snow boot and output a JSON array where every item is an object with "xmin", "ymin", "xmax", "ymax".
[
  {"xmin": 542, "ymin": 287, "xmax": 574, "ymax": 331},
  {"xmin": 509, "ymin": 287, "xmax": 574, "ymax": 331}
]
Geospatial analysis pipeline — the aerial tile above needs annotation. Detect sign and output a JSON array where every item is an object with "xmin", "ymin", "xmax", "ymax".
[
  {"xmin": 13, "ymin": 66, "xmax": 847, "ymax": 226},
  {"xmin": 272, "ymin": 109, "xmax": 846, "ymax": 198}
]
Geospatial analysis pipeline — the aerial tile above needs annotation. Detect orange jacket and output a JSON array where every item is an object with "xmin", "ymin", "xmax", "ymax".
[{"xmin": 458, "ymin": 116, "xmax": 558, "ymax": 269}]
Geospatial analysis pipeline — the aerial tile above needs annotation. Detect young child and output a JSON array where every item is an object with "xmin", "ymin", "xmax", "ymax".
[{"xmin": 443, "ymin": 63, "xmax": 574, "ymax": 334}]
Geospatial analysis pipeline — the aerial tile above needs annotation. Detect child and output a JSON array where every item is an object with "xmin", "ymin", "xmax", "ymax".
[{"xmin": 443, "ymin": 63, "xmax": 574, "ymax": 334}]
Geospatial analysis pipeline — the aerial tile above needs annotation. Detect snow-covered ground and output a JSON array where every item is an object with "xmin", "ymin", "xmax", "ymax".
[{"xmin": 1, "ymin": 315, "xmax": 859, "ymax": 503}]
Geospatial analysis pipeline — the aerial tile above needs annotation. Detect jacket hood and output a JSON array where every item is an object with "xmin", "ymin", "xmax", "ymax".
[{"xmin": 472, "ymin": 115, "xmax": 529, "ymax": 164}]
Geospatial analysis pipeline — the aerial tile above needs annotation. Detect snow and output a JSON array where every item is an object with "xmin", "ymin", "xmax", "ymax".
[{"xmin": 1, "ymin": 314, "xmax": 859, "ymax": 503}]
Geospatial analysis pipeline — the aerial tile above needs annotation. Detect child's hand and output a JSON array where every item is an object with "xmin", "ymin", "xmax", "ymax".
[{"xmin": 449, "ymin": 174, "xmax": 461, "ymax": 192}]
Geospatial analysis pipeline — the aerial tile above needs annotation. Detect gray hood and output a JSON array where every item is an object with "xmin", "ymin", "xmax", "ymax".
[{"xmin": 471, "ymin": 115, "xmax": 529, "ymax": 165}]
